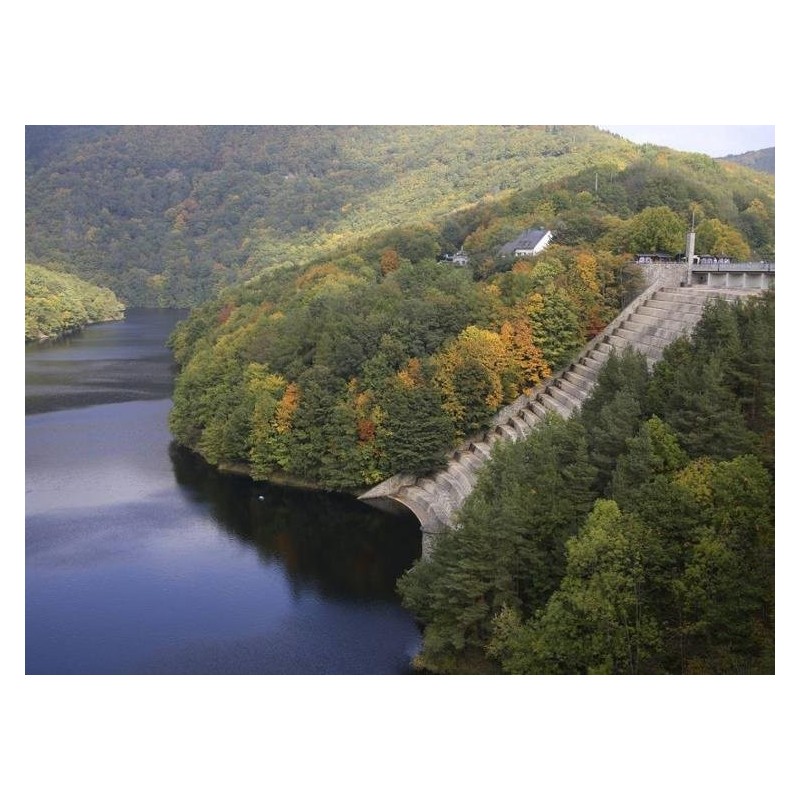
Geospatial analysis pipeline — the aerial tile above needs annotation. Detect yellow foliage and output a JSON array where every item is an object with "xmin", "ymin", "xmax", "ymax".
[
  {"xmin": 275, "ymin": 383, "xmax": 300, "ymax": 434},
  {"xmin": 500, "ymin": 318, "xmax": 550, "ymax": 392},
  {"xmin": 294, "ymin": 262, "xmax": 342, "ymax": 290},
  {"xmin": 575, "ymin": 251, "xmax": 600, "ymax": 294},
  {"xmin": 525, "ymin": 292, "xmax": 545, "ymax": 317},
  {"xmin": 432, "ymin": 326, "xmax": 510, "ymax": 420},
  {"xmin": 673, "ymin": 458, "xmax": 716, "ymax": 504},
  {"xmin": 397, "ymin": 357, "xmax": 424, "ymax": 389}
]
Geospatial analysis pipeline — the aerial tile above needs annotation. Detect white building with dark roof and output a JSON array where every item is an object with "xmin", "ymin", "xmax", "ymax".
[{"xmin": 499, "ymin": 228, "xmax": 553, "ymax": 258}]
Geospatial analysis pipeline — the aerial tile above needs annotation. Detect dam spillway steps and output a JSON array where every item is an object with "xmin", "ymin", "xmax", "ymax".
[{"xmin": 359, "ymin": 285, "xmax": 764, "ymax": 534}]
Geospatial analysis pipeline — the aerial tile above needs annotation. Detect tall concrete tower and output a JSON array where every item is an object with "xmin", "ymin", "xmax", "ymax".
[{"xmin": 685, "ymin": 212, "xmax": 696, "ymax": 285}]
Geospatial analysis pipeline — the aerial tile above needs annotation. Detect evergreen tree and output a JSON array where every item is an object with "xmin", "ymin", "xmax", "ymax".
[{"xmin": 398, "ymin": 415, "xmax": 597, "ymax": 672}]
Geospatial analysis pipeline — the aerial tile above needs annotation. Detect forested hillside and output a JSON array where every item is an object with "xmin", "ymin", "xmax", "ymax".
[
  {"xmin": 25, "ymin": 125, "xmax": 643, "ymax": 307},
  {"xmin": 166, "ymin": 139, "xmax": 773, "ymax": 491},
  {"xmin": 399, "ymin": 292, "xmax": 774, "ymax": 674},
  {"xmin": 25, "ymin": 263, "xmax": 125, "ymax": 342}
]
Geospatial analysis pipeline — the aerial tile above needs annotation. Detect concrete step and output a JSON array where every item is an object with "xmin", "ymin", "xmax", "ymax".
[
  {"xmin": 554, "ymin": 375, "xmax": 589, "ymax": 403},
  {"xmin": 546, "ymin": 384, "xmax": 579, "ymax": 415},
  {"xmin": 445, "ymin": 459, "xmax": 478, "ymax": 492},
  {"xmin": 507, "ymin": 414, "xmax": 533, "ymax": 438},
  {"xmin": 663, "ymin": 287, "xmax": 752, "ymax": 305},
  {"xmin": 470, "ymin": 441, "xmax": 493, "ymax": 462},
  {"xmin": 619, "ymin": 322, "xmax": 682, "ymax": 349},
  {"xmin": 612, "ymin": 326, "xmax": 645, "ymax": 344},
  {"xmin": 397, "ymin": 484, "xmax": 450, "ymax": 531},
  {"xmin": 455, "ymin": 449, "xmax": 484, "ymax": 472},
  {"xmin": 606, "ymin": 333, "xmax": 639, "ymax": 352},
  {"xmin": 417, "ymin": 477, "xmax": 455, "ymax": 520},
  {"xmin": 585, "ymin": 347, "xmax": 610, "ymax": 367},
  {"xmin": 561, "ymin": 368, "xmax": 595, "ymax": 394},
  {"xmin": 572, "ymin": 361, "xmax": 599, "ymax": 381},
  {"xmin": 434, "ymin": 470, "xmax": 470, "ymax": 506},
  {"xmin": 518, "ymin": 407, "xmax": 540, "ymax": 428},
  {"xmin": 637, "ymin": 303, "xmax": 703, "ymax": 323},
  {"xmin": 539, "ymin": 391, "xmax": 571, "ymax": 418},
  {"xmin": 627, "ymin": 312, "xmax": 691, "ymax": 335},
  {"xmin": 528, "ymin": 398, "xmax": 551, "ymax": 420},
  {"xmin": 481, "ymin": 430, "xmax": 503, "ymax": 448},
  {"xmin": 646, "ymin": 297, "xmax": 709, "ymax": 315}
]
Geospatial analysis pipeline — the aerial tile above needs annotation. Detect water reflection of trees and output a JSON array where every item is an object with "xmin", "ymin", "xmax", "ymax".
[{"xmin": 169, "ymin": 443, "xmax": 421, "ymax": 602}]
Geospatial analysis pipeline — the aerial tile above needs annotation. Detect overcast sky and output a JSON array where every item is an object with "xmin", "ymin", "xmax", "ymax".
[{"xmin": 599, "ymin": 126, "xmax": 775, "ymax": 158}]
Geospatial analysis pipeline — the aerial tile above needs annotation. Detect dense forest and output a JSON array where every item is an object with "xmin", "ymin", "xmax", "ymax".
[
  {"xmin": 25, "ymin": 125, "xmax": 639, "ymax": 306},
  {"xmin": 399, "ymin": 292, "xmax": 775, "ymax": 674},
  {"xmin": 25, "ymin": 263, "xmax": 125, "ymax": 342},
  {"xmin": 165, "ymin": 134, "xmax": 773, "ymax": 490},
  {"xmin": 25, "ymin": 126, "xmax": 774, "ymax": 308}
]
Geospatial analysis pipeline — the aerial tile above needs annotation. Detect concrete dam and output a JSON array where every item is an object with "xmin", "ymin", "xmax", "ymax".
[{"xmin": 359, "ymin": 277, "xmax": 768, "ymax": 541}]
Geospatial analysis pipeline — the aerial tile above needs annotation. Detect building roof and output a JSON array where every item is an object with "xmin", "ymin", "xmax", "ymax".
[{"xmin": 499, "ymin": 228, "xmax": 551, "ymax": 256}]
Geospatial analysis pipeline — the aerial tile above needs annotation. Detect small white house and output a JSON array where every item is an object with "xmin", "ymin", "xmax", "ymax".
[{"xmin": 499, "ymin": 228, "xmax": 553, "ymax": 258}]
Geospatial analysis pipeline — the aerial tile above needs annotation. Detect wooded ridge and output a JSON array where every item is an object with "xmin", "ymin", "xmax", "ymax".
[{"xmin": 26, "ymin": 126, "xmax": 773, "ymax": 307}]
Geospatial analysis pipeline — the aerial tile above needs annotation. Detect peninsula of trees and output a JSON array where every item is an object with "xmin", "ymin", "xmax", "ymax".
[
  {"xmin": 164, "ymin": 133, "xmax": 773, "ymax": 491},
  {"xmin": 25, "ymin": 263, "xmax": 125, "ymax": 342}
]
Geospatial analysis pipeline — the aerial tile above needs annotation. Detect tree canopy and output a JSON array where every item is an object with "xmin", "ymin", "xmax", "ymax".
[
  {"xmin": 399, "ymin": 292, "xmax": 774, "ymax": 674},
  {"xmin": 25, "ymin": 263, "xmax": 125, "ymax": 342},
  {"xmin": 26, "ymin": 126, "xmax": 774, "ymax": 307}
]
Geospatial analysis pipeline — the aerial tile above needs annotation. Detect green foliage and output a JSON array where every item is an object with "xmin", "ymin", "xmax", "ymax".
[
  {"xmin": 647, "ymin": 295, "xmax": 771, "ymax": 463},
  {"xmin": 610, "ymin": 416, "xmax": 688, "ymax": 509},
  {"xmin": 579, "ymin": 348, "xmax": 650, "ymax": 493},
  {"xmin": 403, "ymin": 292, "xmax": 774, "ymax": 674},
  {"xmin": 167, "ymin": 235, "xmax": 611, "ymax": 489},
  {"xmin": 25, "ymin": 263, "xmax": 124, "ymax": 341},
  {"xmin": 626, "ymin": 205, "xmax": 685, "ymax": 254},
  {"xmin": 399, "ymin": 415, "xmax": 597, "ymax": 672},
  {"xmin": 498, "ymin": 500, "xmax": 666, "ymax": 674},
  {"xmin": 375, "ymin": 375, "xmax": 456, "ymax": 475},
  {"xmin": 27, "ymin": 126, "xmax": 773, "ymax": 310},
  {"xmin": 678, "ymin": 455, "xmax": 775, "ymax": 673},
  {"xmin": 695, "ymin": 218, "xmax": 751, "ymax": 261},
  {"xmin": 527, "ymin": 287, "xmax": 585, "ymax": 369},
  {"xmin": 25, "ymin": 125, "xmax": 643, "ymax": 307}
]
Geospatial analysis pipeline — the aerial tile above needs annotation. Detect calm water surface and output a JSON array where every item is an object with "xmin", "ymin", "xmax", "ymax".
[{"xmin": 26, "ymin": 310, "xmax": 422, "ymax": 674}]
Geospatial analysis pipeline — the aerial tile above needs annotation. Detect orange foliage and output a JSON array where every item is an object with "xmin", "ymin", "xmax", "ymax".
[
  {"xmin": 217, "ymin": 302, "xmax": 235, "ymax": 325},
  {"xmin": 357, "ymin": 418, "xmax": 377, "ymax": 442},
  {"xmin": 380, "ymin": 248, "xmax": 401, "ymax": 275},
  {"xmin": 274, "ymin": 383, "xmax": 300, "ymax": 434},
  {"xmin": 500, "ymin": 319, "xmax": 550, "ymax": 391}
]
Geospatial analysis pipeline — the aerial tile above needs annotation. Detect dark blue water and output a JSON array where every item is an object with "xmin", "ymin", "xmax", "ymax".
[{"xmin": 25, "ymin": 310, "xmax": 422, "ymax": 674}]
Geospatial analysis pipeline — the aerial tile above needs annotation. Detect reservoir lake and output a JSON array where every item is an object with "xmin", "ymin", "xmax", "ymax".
[{"xmin": 25, "ymin": 309, "xmax": 423, "ymax": 674}]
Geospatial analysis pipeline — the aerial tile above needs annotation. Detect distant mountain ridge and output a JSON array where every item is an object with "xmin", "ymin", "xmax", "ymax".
[{"xmin": 719, "ymin": 147, "xmax": 774, "ymax": 175}]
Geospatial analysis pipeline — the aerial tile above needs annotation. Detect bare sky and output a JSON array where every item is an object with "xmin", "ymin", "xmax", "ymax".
[{"xmin": 599, "ymin": 126, "xmax": 775, "ymax": 158}]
